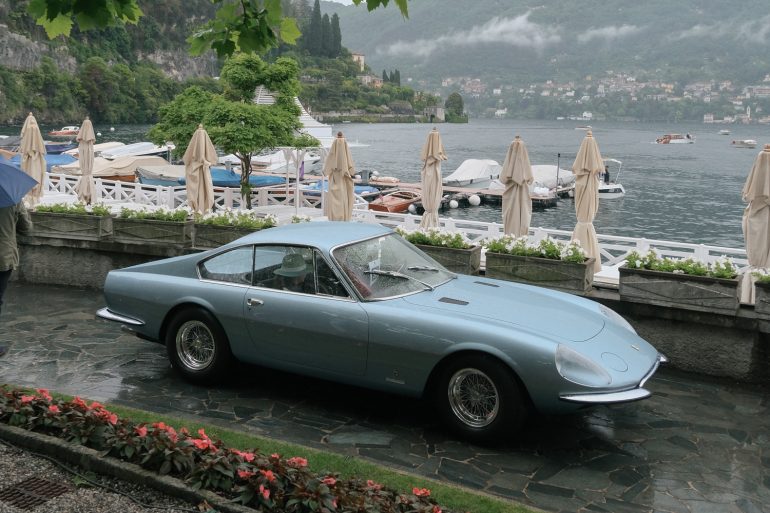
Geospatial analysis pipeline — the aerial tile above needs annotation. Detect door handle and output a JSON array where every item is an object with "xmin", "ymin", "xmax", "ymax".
[{"xmin": 246, "ymin": 297, "xmax": 264, "ymax": 307}]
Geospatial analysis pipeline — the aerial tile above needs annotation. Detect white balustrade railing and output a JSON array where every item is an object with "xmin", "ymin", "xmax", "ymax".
[{"xmin": 44, "ymin": 173, "xmax": 748, "ymax": 273}]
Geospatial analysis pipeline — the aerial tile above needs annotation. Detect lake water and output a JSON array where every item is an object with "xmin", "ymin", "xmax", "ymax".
[{"xmin": 4, "ymin": 119, "xmax": 770, "ymax": 248}]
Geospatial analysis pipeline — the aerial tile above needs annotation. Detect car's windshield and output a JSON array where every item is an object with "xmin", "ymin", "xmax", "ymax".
[{"xmin": 332, "ymin": 233, "xmax": 455, "ymax": 300}]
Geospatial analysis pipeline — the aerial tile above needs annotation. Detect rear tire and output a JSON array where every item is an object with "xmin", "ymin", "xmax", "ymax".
[
  {"xmin": 165, "ymin": 307, "xmax": 232, "ymax": 385},
  {"xmin": 435, "ymin": 354, "xmax": 527, "ymax": 442}
]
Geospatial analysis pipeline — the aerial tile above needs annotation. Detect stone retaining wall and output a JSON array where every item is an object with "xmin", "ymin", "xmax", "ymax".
[{"xmin": 14, "ymin": 235, "xmax": 770, "ymax": 384}]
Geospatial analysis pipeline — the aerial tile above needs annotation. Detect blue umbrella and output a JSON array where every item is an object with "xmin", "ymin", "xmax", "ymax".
[{"xmin": 0, "ymin": 161, "xmax": 39, "ymax": 208}]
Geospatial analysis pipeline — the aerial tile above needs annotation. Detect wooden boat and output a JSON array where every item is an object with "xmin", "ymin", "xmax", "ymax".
[
  {"xmin": 48, "ymin": 126, "xmax": 79, "ymax": 137},
  {"xmin": 368, "ymin": 189, "xmax": 421, "ymax": 213}
]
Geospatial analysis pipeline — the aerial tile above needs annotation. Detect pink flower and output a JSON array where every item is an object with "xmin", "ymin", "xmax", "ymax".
[
  {"xmin": 259, "ymin": 484, "xmax": 270, "ymax": 500},
  {"xmin": 321, "ymin": 476, "xmax": 336, "ymax": 486},
  {"xmin": 107, "ymin": 413, "xmax": 118, "ymax": 425},
  {"xmin": 260, "ymin": 470, "xmax": 276, "ymax": 482},
  {"xmin": 366, "ymin": 480, "xmax": 382, "ymax": 490},
  {"xmin": 153, "ymin": 422, "xmax": 167, "ymax": 430},
  {"xmin": 412, "ymin": 487, "xmax": 431, "ymax": 497},
  {"xmin": 191, "ymin": 438, "xmax": 212, "ymax": 450},
  {"xmin": 48, "ymin": 405, "xmax": 60, "ymax": 414},
  {"xmin": 237, "ymin": 470, "xmax": 255, "ymax": 480},
  {"xmin": 135, "ymin": 426, "xmax": 148, "ymax": 437},
  {"xmin": 286, "ymin": 456, "xmax": 308, "ymax": 468},
  {"xmin": 166, "ymin": 427, "xmax": 178, "ymax": 443},
  {"xmin": 180, "ymin": 427, "xmax": 190, "ymax": 435},
  {"xmin": 20, "ymin": 395, "xmax": 35, "ymax": 404},
  {"xmin": 231, "ymin": 449, "xmax": 255, "ymax": 462},
  {"xmin": 72, "ymin": 397, "xmax": 87, "ymax": 408},
  {"xmin": 89, "ymin": 401, "xmax": 104, "ymax": 410},
  {"xmin": 197, "ymin": 428, "xmax": 208, "ymax": 439},
  {"xmin": 36, "ymin": 389, "xmax": 52, "ymax": 401},
  {"xmin": 333, "ymin": 499, "xmax": 338, "ymax": 508},
  {"xmin": 270, "ymin": 453, "xmax": 280, "ymax": 460},
  {"xmin": 433, "ymin": 506, "xmax": 442, "ymax": 513}
]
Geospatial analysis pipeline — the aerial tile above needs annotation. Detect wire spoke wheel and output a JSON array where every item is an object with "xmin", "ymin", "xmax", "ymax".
[
  {"xmin": 176, "ymin": 320, "xmax": 215, "ymax": 371},
  {"xmin": 447, "ymin": 368, "xmax": 499, "ymax": 428}
]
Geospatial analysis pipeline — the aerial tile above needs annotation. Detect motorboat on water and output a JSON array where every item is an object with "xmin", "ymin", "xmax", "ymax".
[
  {"xmin": 135, "ymin": 164, "xmax": 286, "ymax": 188},
  {"xmin": 63, "ymin": 141, "xmax": 126, "ymax": 159},
  {"xmin": 368, "ymin": 189, "xmax": 421, "ymax": 212},
  {"xmin": 48, "ymin": 126, "xmax": 79, "ymax": 137},
  {"xmin": 300, "ymin": 180, "xmax": 381, "ymax": 200},
  {"xmin": 655, "ymin": 133, "xmax": 695, "ymax": 144},
  {"xmin": 732, "ymin": 139, "xmax": 757, "ymax": 149},
  {"xmin": 719, "ymin": 129, "xmax": 731, "ymax": 135},
  {"xmin": 100, "ymin": 141, "xmax": 175, "ymax": 160},
  {"xmin": 442, "ymin": 159, "xmax": 501, "ymax": 189},
  {"xmin": 599, "ymin": 158, "xmax": 625, "ymax": 199}
]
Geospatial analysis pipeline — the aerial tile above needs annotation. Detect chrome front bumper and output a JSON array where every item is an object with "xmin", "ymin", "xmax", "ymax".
[
  {"xmin": 96, "ymin": 307, "xmax": 145, "ymax": 326},
  {"xmin": 560, "ymin": 353, "xmax": 668, "ymax": 404}
]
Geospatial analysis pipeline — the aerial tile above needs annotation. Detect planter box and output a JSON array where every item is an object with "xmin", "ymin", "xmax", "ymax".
[
  {"xmin": 619, "ymin": 266, "xmax": 740, "ymax": 315},
  {"xmin": 415, "ymin": 244, "xmax": 481, "ymax": 275},
  {"xmin": 193, "ymin": 224, "xmax": 254, "ymax": 249},
  {"xmin": 754, "ymin": 281, "xmax": 770, "ymax": 319},
  {"xmin": 485, "ymin": 253, "xmax": 595, "ymax": 294},
  {"xmin": 112, "ymin": 218, "xmax": 193, "ymax": 246},
  {"xmin": 30, "ymin": 212, "xmax": 112, "ymax": 241}
]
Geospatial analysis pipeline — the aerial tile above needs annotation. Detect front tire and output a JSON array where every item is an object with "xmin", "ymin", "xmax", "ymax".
[
  {"xmin": 165, "ymin": 308, "xmax": 232, "ymax": 385},
  {"xmin": 435, "ymin": 354, "xmax": 527, "ymax": 442}
]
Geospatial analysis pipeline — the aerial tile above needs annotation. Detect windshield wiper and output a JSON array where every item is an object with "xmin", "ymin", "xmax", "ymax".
[
  {"xmin": 407, "ymin": 265, "xmax": 439, "ymax": 272},
  {"xmin": 364, "ymin": 269, "xmax": 435, "ymax": 291}
]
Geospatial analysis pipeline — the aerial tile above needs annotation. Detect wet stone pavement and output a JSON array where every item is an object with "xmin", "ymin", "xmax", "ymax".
[{"xmin": 1, "ymin": 283, "xmax": 769, "ymax": 513}]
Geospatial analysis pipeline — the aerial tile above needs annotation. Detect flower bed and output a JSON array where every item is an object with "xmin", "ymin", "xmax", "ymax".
[
  {"xmin": 619, "ymin": 250, "xmax": 740, "ymax": 314},
  {"xmin": 483, "ymin": 235, "xmax": 594, "ymax": 293},
  {"xmin": 0, "ymin": 386, "xmax": 447, "ymax": 513},
  {"xmin": 31, "ymin": 203, "xmax": 113, "ymax": 241},
  {"xmin": 112, "ymin": 206, "xmax": 193, "ymax": 246},
  {"xmin": 396, "ymin": 228, "xmax": 480, "ymax": 275},
  {"xmin": 194, "ymin": 210, "xmax": 277, "ymax": 249}
]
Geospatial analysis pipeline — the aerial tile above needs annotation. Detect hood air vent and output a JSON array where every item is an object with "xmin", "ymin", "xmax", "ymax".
[
  {"xmin": 474, "ymin": 281, "xmax": 500, "ymax": 287},
  {"xmin": 439, "ymin": 297, "xmax": 469, "ymax": 305}
]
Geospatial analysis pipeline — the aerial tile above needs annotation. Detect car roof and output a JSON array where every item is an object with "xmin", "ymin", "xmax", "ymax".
[{"xmin": 232, "ymin": 221, "xmax": 393, "ymax": 251}]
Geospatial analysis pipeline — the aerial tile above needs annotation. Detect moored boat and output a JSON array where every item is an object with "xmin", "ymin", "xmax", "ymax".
[
  {"xmin": 655, "ymin": 133, "xmax": 695, "ymax": 144},
  {"xmin": 100, "ymin": 141, "xmax": 174, "ymax": 160},
  {"xmin": 443, "ymin": 159, "xmax": 502, "ymax": 189},
  {"xmin": 368, "ymin": 189, "xmax": 421, "ymax": 212},
  {"xmin": 44, "ymin": 141, "xmax": 77, "ymax": 154},
  {"xmin": 135, "ymin": 164, "xmax": 287, "ymax": 188},
  {"xmin": 731, "ymin": 139, "xmax": 757, "ymax": 149},
  {"xmin": 48, "ymin": 126, "xmax": 79, "ymax": 137},
  {"xmin": 598, "ymin": 158, "xmax": 626, "ymax": 199},
  {"xmin": 719, "ymin": 129, "xmax": 731, "ymax": 135}
]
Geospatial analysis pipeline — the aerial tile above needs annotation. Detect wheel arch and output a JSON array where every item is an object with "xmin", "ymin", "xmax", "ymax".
[
  {"xmin": 160, "ymin": 301, "xmax": 220, "ymax": 345},
  {"xmin": 423, "ymin": 348, "xmax": 535, "ymax": 411}
]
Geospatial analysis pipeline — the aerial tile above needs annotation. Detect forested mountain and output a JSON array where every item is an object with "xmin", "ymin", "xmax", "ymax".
[{"xmin": 330, "ymin": 0, "xmax": 770, "ymax": 88}]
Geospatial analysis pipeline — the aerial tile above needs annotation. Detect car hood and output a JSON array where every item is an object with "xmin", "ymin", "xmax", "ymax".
[{"xmin": 401, "ymin": 276, "xmax": 605, "ymax": 342}]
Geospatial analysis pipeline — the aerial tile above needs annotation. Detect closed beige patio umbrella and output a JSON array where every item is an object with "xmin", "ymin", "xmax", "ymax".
[
  {"xmin": 20, "ymin": 112, "xmax": 47, "ymax": 206},
  {"xmin": 571, "ymin": 131, "xmax": 603, "ymax": 273},
  {"xmin": 75, "ymin": 117, "xmax": 96, "ymax": 204},
  {"xmin": 500, "ymin": 135, "xmax": 533, "ymax": 236},
  {"xmin": 419, "ymin": 128, "xmax": 447, "ymax": 228},
  {"xmin": 182, "ymin": 124, "xmax": 216, "ymax": 214},
  {"xmin": 740, "ymin": 144, "xmax": 770, "ymax": 303},
  {"xmin": 323, "ymin": 132, "xmax": 356, "ymax": 221}
]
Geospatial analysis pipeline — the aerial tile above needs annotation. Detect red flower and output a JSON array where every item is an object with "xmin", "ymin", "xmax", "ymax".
[
  {"xmin": 89, "ymin": 401, "xmax": 104, "ymax": 410},
  {"xmin": 72, "ymin": 397, "xmax": 87, "ymax": 408},
  {"xmin": 412, "ymin": 487, "xmax": 431, "ymax": 497},
  {"xmin": 366, "ymin": 480, "xmax": 382, "ymax": 490},
  {"xmin": 153, "ymin": 422, "xmax": 168, "ymax": 430},
  {"xmin": 107, "ymin": 413, "xmax": 118, "ymax": 425},
  {"xmin": 48, "ymin": 405, "xmax": 60, "ymax": 414},
  {"xmin": 260, "ymin": 469, "xmax": 276, "ymax": 482},
  {"xmin": 270, "ymin": 453, "xmax": 280, "ymax": 460},
  {"xmin": 192, "ymin": 438, "xmax": 212, "ymax": 450},
  {"xmin": 36, "ymin": 389, "xmax": 52, "ymax": 401},
  {"xmin": 237, "ymin": 470, "xmax": 255, "ymax": 480},
  {"xmin": 259, "ymin": 484, "xmax": 270, "ymax": 500},
  {"xmin": 433, "ymin": 506, "xmax": 442, "ymax": 513},
  {"xmin": 321, "ymin": 476, "xmax": 337, "ymax": 486},
  {"xmin": 20, "ymin": 395, "xmax": 34, "ymax": 404},
  {"xmin": 135, "ymin": 426, "xmax": 148, "ymax": 437},
  {"xmin": 287, "ymin": 456, "xmax": 308, "ymax": 468}
]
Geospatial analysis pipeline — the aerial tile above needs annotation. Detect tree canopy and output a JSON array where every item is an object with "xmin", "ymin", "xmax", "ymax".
[{"xmin": 30, "ymin": 0, "xmax": 408, "ymax": 57}]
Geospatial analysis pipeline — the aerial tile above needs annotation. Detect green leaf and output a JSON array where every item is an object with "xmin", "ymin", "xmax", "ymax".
[
  {"xmin": 159, "ymin": 459, "xmax": 172, "ymax": 475},
  {"xmin": 37, "ymin": 13, "xmax": 73, "ymax": 38},
  {"xmin": 279, "ymin": 18, "xmax": 301, "ymax": 45}
]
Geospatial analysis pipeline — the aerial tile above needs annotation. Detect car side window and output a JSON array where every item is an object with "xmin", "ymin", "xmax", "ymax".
[
  {"xmin": 314, "ymin": 250, "xmax": 349, "ymax": 298},
  {"xmin": 254, "ymin": 245, "xmax": 316, "ymax": 294},
  {"xmin": 199, "ymin": 246, "xmax": 254, "ymax": 285}
]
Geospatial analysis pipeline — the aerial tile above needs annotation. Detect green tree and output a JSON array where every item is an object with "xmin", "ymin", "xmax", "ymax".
[
  {"xmin": 148, "ymin": 53, "xmax": 313, "ymax": 208},
  {"xmin": 306, "ymin": 0, "xmax": 323, "ymax": 56},
  {"xmin": 330, "ymin": 13, "xmax": 342, "ymax": 58},
  {"xmin": 445, "ymin": 92, "xmax": 464, "ymax": 116},
  {"xmin": 320, "ymin": 13, "xmax": 332, "ymax": 58}
]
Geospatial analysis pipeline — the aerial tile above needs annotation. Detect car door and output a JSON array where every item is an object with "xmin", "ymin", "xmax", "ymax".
[{"xmin": 243, "ymin": 245, "xmax": 369, "ymax": 376}]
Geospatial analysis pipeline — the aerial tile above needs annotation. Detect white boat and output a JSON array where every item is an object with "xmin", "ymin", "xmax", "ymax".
[
  {"xmin": 655, "ymin": 133, "xmax": 695, "ymax": 144},
  {"xmin": 63, "ymin": 141, "xmax": 126, "ymax": 159},
  {"xmin": 442, "ymin": 159, "xmax": 501, "ymax": 189},
  {"xmin": 719, "ymin": 129, "xmax": 731, "ymax": 135},
  {"xmin": 599, "ymin": 158, "xmax": 625, "ymax": 199},
  {"xmin": 100, "ymin": 141, "xmax": 174, "ymax": 160},
  {"xmin": 732, "ymin": 139, "xmax": 757, "ymax": 149},
  {"xmin": 250, "ymin": 149, "xmax": 321, "ymax": 173},
  {"xmin": 575, "ymin": 125, "xmax": 592, "ymax": 130}
]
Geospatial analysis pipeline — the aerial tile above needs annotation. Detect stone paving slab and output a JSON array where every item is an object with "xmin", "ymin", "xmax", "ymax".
[{"xmin": 1, "ymin": 283, "xmax": 769, "ymax": 513}]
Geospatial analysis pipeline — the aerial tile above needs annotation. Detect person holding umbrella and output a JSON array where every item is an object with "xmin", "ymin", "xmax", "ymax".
[{"xmin": 0, "ymin": 162, "xmax": 37, "ymax": 356}]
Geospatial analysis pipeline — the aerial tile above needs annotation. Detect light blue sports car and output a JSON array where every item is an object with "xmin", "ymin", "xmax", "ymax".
[{"xmin": 97, "ymin": 221, "xmax": 665, "ymax": 441}]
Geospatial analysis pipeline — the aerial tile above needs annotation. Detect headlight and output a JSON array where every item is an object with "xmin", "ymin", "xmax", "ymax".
[
  {"xmin": 555, "ymin": 344, "xmax": 612, "ymax": 387},
  {"xmin": 600, "ymin": 305, "xmax": 636, "ymax": 334}
]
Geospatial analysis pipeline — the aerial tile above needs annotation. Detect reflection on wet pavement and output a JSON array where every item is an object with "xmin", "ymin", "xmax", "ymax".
[{"xmin": 1, "ymin": 283, "xmax": 768, "ymax": 513}]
